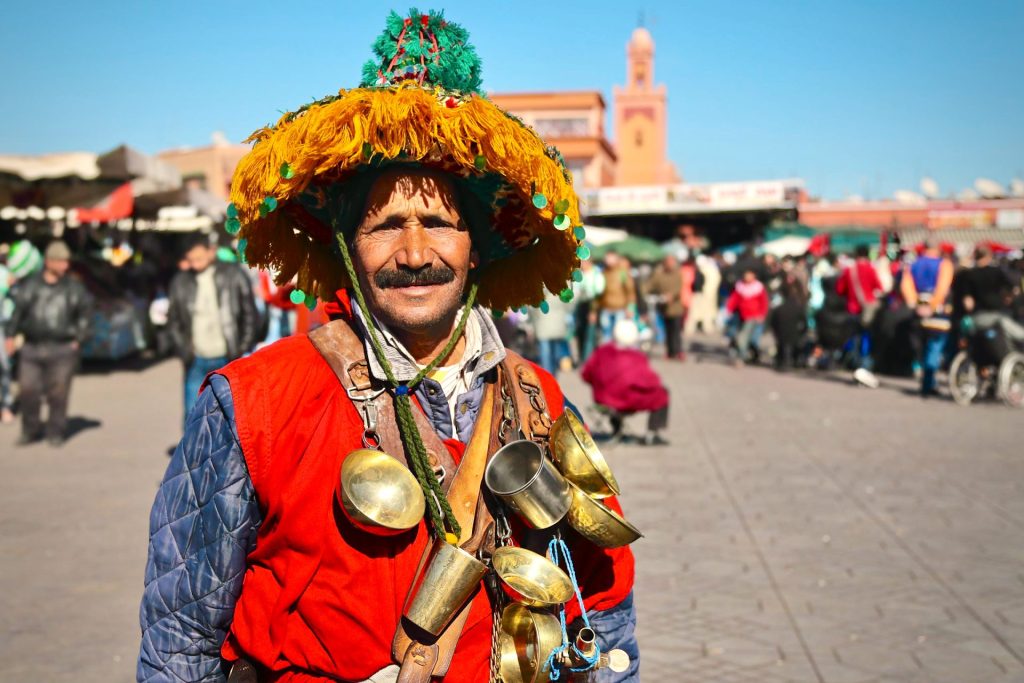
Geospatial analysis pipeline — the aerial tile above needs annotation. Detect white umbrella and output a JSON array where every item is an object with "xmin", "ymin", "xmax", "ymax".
[{"xmin": 761, "ymin": 235, "xmax": 812, "ymax": 257}]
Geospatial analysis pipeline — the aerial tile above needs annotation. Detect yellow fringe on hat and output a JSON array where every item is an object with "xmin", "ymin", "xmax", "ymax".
[{"xmin": 230, "ymin": 83, "xmax": 582, "ymax": 310}]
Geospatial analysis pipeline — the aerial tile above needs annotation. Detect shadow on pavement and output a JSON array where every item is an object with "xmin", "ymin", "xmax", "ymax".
[
  {"xmin": 80, "ymin": 353, "xmax": 172, "ymax": 376},
  {"xmin": 66, "ymin": 416, "xmax": 103, "ymax": 440}
]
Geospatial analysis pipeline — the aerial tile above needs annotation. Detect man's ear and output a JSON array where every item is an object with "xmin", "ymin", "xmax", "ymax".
[{"xmin": 469, "ymin": 249, "xmax": 480, "ymax": 271}]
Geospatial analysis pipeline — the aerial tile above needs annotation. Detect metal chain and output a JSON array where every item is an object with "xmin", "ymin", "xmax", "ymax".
[{"xmin": 488, "ymin": 510, "xmax": 513, "ymax": 683}]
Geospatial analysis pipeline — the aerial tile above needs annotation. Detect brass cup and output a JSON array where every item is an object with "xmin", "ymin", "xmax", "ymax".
[
  {"xmin": 491, "ymin": 546, "xmax": 574, "ymax": 608},
  {"xmin": 337, "ymin": 449, "xmax": 426, "ymax": 535},
  {"xmin": 484, "ymin": 440, "xmax": 572, "ymax": 529},
  {"xmin": 549, "ymin": 409, "xmax": 620, "ymax": 499},
  {"xmin": 566, "ymin": 481, "xmax": 643, "ymax": 549},
  {"xmin": 403, "ymin": 538, "xmax": 488, "ymax": 636},
  {"xmin": 499, "ymin": 604, "xmax": 564, "ymax": 683}
]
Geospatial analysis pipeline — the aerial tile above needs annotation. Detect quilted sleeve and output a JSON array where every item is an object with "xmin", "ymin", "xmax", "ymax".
[
  {"xmin": 137, "ymin": 374, "xmax": 260, "ymax": 683},
  {"xmin": 578, "ymin": 591, "xmax": 640, "ymax": 682}
]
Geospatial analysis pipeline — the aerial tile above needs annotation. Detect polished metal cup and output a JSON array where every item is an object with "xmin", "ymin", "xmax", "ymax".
[
  {"xmin": 549, "ymin": 409, "xmax": 621, "ymax": 499},
  {"xmin": 566, "ymin": 481, "xmax": 642, "ymax": 549},
  {"xmin": 484, "ymin": 440, "xmax": 572, "ymax": 529},
  {"xmin": 403, "ymin": 538, "xmax": 488, "ymax": 636},
  {"xmin": 491, "ymin": 546, "xmax": 574, "ymax": 607},
  {"xmin": 337, "ymin": 449, "xmax": 426, "ymax": 536},
  {"xmin": 499, "ymin": 603, "xmax": 564, "ymax": 683}
]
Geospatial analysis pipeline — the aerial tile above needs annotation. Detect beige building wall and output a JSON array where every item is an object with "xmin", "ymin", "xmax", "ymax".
[
  {"xmin": 157, "ymin": 133, "xmax": 249, "ymax": 201},
  {"xmin": 488, "ymin": 92, "xmax": 617, "ymax": 189}
]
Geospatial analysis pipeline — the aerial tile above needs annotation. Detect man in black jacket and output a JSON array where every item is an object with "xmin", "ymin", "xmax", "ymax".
[
  {"xmin": 4, "ymin": 240, "xmax": 93, "ymax": 446},
  {"xmin": 167, "ymin": 235, "xmax": 258, "ymax": 422}
]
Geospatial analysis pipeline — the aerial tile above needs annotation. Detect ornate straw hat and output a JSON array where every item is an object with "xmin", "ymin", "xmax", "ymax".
[{"xmin": 228, "ymin": 9, "xmax": 588, "ymax": 312}]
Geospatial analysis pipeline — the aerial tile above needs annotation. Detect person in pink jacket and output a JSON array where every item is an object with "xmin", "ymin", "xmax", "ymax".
[
  {"xmin": 582, "ymin": 319, "xmax": 670, "ymax": 446},
  {"xmin": 725, "ymin": 268, "xmax": 770, "ymax": 365}
]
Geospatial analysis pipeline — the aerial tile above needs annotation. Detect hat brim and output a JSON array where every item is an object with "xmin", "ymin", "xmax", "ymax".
[{"xmin": 230, "ymin": 83, "xmax": 583, "ymax": 311}]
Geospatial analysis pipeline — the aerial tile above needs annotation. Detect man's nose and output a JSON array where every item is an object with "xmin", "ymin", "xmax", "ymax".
[{"xmin": 395, "ymin": 225, "xmax": 434, "ymax": 270}]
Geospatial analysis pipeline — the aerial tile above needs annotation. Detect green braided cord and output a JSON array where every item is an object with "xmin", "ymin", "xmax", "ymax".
[{"xmin": 335, "ymin": 233, "xmax": 478, "ymax": 538}]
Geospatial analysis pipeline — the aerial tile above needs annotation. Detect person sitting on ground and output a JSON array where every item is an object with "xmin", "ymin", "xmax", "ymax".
[
  {"xmin": 581, "ymin": 318, "xmax": 670, "ymax": 446},
  {"xmin": 725, "ymin": 268, "xmax": 770, "ymax": 365}
]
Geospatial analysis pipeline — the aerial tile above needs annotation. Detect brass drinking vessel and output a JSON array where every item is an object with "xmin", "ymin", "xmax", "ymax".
[
  {"xmin": 491, "ymin": 546, "xmax": 574, "ymax": 608},
  {"xmin": 566, "ymin": 481, "xmax": 642, "ymax": 549},
  {"xmin": 484, "ymin": 440, "xmax": 572, "ymax": 529},
  {"xmin": 338, "ymin": 449, "xmax": 426, "ymax": 535},
  {"xmin": 549, "ymin": 409, "xmax": 620, "ymax": 499},
  {"xmin": 404, "ymin": 538, "xmax": 489, "ymax": 636},
  {"xmin": 499, "ymin": 603, "xmax": 563, "ymax": 683}
]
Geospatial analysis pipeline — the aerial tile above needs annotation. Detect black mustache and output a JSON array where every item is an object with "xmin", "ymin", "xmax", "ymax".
[{"xmin": 374, "ymin": 265, "xmax": 456, "ymax": 289}]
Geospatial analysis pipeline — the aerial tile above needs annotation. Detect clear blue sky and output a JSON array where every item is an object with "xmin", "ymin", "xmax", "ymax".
[{"xmin": 2, "ymin": 1, "xmax": 1022, "ymax": 199}]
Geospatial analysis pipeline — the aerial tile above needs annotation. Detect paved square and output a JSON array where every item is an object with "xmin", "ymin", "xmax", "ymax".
[{"xmin": 1, "ymin": 348, "xmax": 1022, "ymax": 682}]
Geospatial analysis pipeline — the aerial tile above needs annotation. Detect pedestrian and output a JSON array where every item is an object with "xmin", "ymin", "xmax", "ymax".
[
  {"xmin": 0, "ymin": 244, "xmax": 16, "ymax": 425},
  {"xmin": 582, "ymin": 318, "xmax": 670, "ymax": 446},
  {"xmin": 572, "ymin": 256, "xmax": 605, "ymax": 362},
  {"xmin": 901, "ymin": 240, "xmax": 955, "ymax": 397},
  {"xmin": 166, "ymin": 234, "xmax": 259, "ymax": 422},
  {"xmin": 958, "ymin": 245, "xmax": 1023, "ymax": 342},
  {"xmin": 3, "ymin": 240, "xmax": 92, "ymax": 446},
  {"xmin": 597, "ymin": 250, "xmax": 637, "ymax": 341},
  {"xmin": 529, "ymin": 290, "xmax": 573, "ymax": 376},
  {"xmin": 769, "ymin": 275, "xmax": 807, "ymax": 370},
  {"xmin": 725, "ymin": 268, "xmax": 770, "ymax": 365},
  {"xmin": 645, "ymin": 253, "xmax": 685, "ymax": 359},
  {"xmin": 836, "ymin": 245, "xmax": 885, "ymax": 388},
  {"xmin": 138, "ymin": 12, "xmax": 638, "ymax": 683}
]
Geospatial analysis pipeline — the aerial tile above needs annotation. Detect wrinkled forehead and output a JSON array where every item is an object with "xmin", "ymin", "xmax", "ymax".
[{"xmin": 362, "ymin": 168, "xmax": 460, "ymax": 216}]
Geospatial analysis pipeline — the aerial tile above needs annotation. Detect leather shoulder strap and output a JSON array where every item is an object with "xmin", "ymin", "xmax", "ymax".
[
  {"xmin": 308, "ymin": 319, "xmax": 457, "ymax": 487},
  {"xmin": 500, "ymin": 350, "xmax": 554, "ymax": 443}
]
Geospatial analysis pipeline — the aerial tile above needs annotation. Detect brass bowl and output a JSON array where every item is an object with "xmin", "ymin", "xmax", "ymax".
[
  {"xmin": 566, "ymin": 481, "xmax": 642, "ymax": 549},
  {"xmin": 337, "ymin": 449, "xmax": 425, "ymax": 535},
  {"xmin": 499, "ymin": 603, "xmax": 564, "ymax": 683},
  {"xmin": 549, "ymin": 409, "xmax": 620, "ymax": 499},
  {"xmin": 491, "ymin": 546, "xmax": 574, "ymax": 608}
]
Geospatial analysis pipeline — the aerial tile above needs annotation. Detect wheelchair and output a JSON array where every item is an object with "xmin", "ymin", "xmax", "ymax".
[{"xmin": 948, "ymin": 317, "xmax": 1024, "ymax": 408}]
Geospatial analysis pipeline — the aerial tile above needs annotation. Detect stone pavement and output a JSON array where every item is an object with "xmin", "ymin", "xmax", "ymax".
[{"xmin": 1, "ymin": 348, "xmax": 1023, "ymax": 682}]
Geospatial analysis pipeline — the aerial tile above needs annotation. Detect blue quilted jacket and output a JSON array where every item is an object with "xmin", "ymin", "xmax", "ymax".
[{"xmin": 138, "ymin": 373, "xmax": 639, "ymax": 682}]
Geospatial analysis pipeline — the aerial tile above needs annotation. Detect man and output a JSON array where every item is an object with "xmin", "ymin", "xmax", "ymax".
[
  {"xmin": 0, "ymin": 243, "xmax": 14, "ymax": 424},
  {"xmin": 836, "ymin": 245, "xmax": 885, "ymax": 388},
  {"xmin": 684, "ymin": 252, "xmax": 721, "ymax": 340},
  {"xmin": 167, "ymin": 234, "xmax": 259, "ymax": 420},
  {"xmin": 644, "ymin": 253, "xmax": 684, "ymax": 359},
  {"xmin": 596, "ymin": 251, "xmax": 636, "ymax": 342},
  {"xmin": 958, "ymin": 245, "xmax": 1024, "ymax": 342},
  {"xmin": 572, "ymin": 257, "xmax": 605, "ymax": 362},
  {"xmin": 139, "ymin": 12, "xmax": 637, "ymax": 683},
  {"xmin": 4, "ymin": 240, "xmax": 92, "ymax": 446},
  {"xmin": 901, "ymin": 240, "xmax": 955, "ymax": 397},
  {"xmin": 725, "ymin": 268, "xmax": 770, "ymax": 365}
]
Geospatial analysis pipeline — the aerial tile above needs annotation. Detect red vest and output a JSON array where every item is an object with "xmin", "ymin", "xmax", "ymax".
[{"xmin": 216, "ymin": 326, "xmax": 635, "ymax": 682}]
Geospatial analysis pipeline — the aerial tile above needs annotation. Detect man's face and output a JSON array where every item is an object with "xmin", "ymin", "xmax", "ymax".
[
  {"xmin": 743, "ymin": 270, "xmax": 756, "ymax": 283},
  {"xmin": 351, "ymin": 170, "xmax": 477, "ymax": 334},
  {"xmin": 185, "ymin": 245, "xmax": 215, "ymax": 272},
  {"xmin": 44, "ymin": 258, "xmax": 70, "ymax": 278}
]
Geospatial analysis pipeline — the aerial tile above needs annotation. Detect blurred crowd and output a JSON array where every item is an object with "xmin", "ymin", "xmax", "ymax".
[
  {"xmin": 508, "ymin": 236, "xmax": 1024, "ymax": 410},
  {"xmin": 3, "ymin": 230, "xmax": 1023, "ymax": 446}
]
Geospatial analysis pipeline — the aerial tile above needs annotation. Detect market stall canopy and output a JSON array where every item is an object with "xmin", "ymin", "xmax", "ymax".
[
  {"xmin": 761, "ymin": 235, "xmax": 812, "ymax": 257},
  {"xmin": 589, "ymin": 235, "xmax": 666, "ymax": 263},
  {"xmin": 133, "ymin": 185, "xmax": 226, "ymax": 220},
  {"xmin": 0, "ymin": 152, "xmax": 101, "ymax": 181},
  {"xmin": 580, "ymin": 225, "xmax": 629, "ymax": 246}
]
